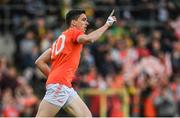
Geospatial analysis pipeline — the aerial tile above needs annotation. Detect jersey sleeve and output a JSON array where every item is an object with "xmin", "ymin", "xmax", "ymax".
[{"xmin": 72, "ymin": 28, "xmax": 84, "ymax": 43}]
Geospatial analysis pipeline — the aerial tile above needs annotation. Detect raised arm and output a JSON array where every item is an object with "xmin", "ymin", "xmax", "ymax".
[
  {"xmin": 35, "ymin": 48, "xmax": 51, "ymax": 78},
  {"xmin": 77, "ymin": 9, "xmax": 116, "ymax": 44}
]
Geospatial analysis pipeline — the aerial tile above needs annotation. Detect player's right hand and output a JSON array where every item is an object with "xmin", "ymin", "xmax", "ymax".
[{"xmin": 106, "ymin": 9, "xmax": 117, "ymax": 27}]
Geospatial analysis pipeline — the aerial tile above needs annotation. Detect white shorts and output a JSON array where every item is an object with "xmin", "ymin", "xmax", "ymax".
[{"xmin": 43, "ymin": 83, "xmax": 78, "ymax": 108}]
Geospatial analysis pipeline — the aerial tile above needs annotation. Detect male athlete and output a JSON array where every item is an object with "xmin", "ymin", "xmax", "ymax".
[{"xmin": 35, "ymin": 9, "xmax": 116, "ymax": 117}]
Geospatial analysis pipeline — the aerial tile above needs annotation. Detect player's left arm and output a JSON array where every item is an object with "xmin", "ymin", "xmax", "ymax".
[
  {"xmin": 77, "ymin": 10, "xmax": 116, "ymax": 44},
  {"xmin": 35, "ymin": 48, "xmax": 51, "ymax": 78}
]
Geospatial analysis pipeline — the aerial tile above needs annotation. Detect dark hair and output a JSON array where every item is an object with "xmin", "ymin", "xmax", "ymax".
[{"xmin": 65, "ymin": 9, "xmax": 85, "ymax": 27}]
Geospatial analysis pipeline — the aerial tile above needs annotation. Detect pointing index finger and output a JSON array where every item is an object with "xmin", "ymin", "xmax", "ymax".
[{"xmin": 109, "ymin": 9, "xmax": 115, "ymax": 17}]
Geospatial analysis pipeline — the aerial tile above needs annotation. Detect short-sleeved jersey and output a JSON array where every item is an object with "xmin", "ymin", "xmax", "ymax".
[{"xmin": 46, "ymin": 27, "xmax": 84, "ymax": 88}]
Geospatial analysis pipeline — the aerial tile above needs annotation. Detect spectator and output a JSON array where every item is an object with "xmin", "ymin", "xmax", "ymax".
[
  {"xmin": 154, "ymin": 84, "xmax": 176, "ymax": 117},
  {"xmin": 19, "ymin": 30, "xmax": 38, "ymax": 69}
]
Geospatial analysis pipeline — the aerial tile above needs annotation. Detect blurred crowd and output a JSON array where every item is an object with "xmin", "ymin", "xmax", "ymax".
[{"xmin": 0, "ymin": 0, "xmax": 180, "ymax": 117}]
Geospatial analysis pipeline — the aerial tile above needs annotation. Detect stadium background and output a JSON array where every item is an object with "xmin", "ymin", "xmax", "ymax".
[{"xmin": 0, "ymin": 0, "xmax": 180, "ymax": 117}]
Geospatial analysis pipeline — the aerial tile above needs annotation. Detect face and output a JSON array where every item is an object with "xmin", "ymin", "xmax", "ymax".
[{"xmin": 73, "ymin": 13, "xmax": 89, "ymax": 32}]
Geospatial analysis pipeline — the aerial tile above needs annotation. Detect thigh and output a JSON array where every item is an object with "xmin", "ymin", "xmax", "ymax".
[
  {"xmin": 36, "ymin": 99, "xmax": 60, "ymax": 117},
  {"xmin": 36, "ymin": 84, "xmax": 69, "ymax": 117},
  {"xmin": 63, "ymin": 95, "xmax": 92, "ymax": 117}
]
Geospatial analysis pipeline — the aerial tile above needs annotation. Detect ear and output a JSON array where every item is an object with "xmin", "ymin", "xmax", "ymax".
[{"xmin": 71, "ymin": 20, "xmax": 76, "ymax": 26}]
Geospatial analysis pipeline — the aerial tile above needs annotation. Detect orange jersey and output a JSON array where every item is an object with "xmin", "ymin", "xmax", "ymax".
[{"xmin": 46, "ymin": 27, "xmax": 84, "ymax": 87}]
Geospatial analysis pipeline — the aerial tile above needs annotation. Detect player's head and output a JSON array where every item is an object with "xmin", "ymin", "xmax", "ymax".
[{"xmin": 66, "ymin": 9, "xmax": 89, "ymax": 32}]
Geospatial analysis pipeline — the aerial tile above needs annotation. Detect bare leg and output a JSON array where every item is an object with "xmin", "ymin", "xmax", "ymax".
[
  {"xmin": 36, "ymin": 99, "xmax": 60, "ymax": 117},
  {"xmin": 64, "ymin": 95, "xmax": 92, "ymax": 117}
]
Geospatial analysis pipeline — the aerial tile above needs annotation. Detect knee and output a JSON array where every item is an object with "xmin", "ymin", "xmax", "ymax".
[
  {"xmin": 84, "ymin": 109, "xmax": 92, "ymax": 117},
  {"xmin": 87, "ymin": 112, "xmax": 92, "ymax": 117},
  {"xmin": 77, "ymin": 108, "xmax": 92, "ymax": 117}
]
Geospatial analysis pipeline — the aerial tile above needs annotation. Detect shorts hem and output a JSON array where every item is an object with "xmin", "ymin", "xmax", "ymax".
[
  {"xmin": 63, "ymin": 93, "xmax": 79, "ymax": 108},
  {"xmin": 43, "ymin": 98, "xmax": 62, "ymax": 108}
]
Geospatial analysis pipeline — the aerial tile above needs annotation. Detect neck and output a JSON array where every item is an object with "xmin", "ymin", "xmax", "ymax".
[{"xmin": 70, "ymin": 25, "xmax": 76, "ymax": 28}]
